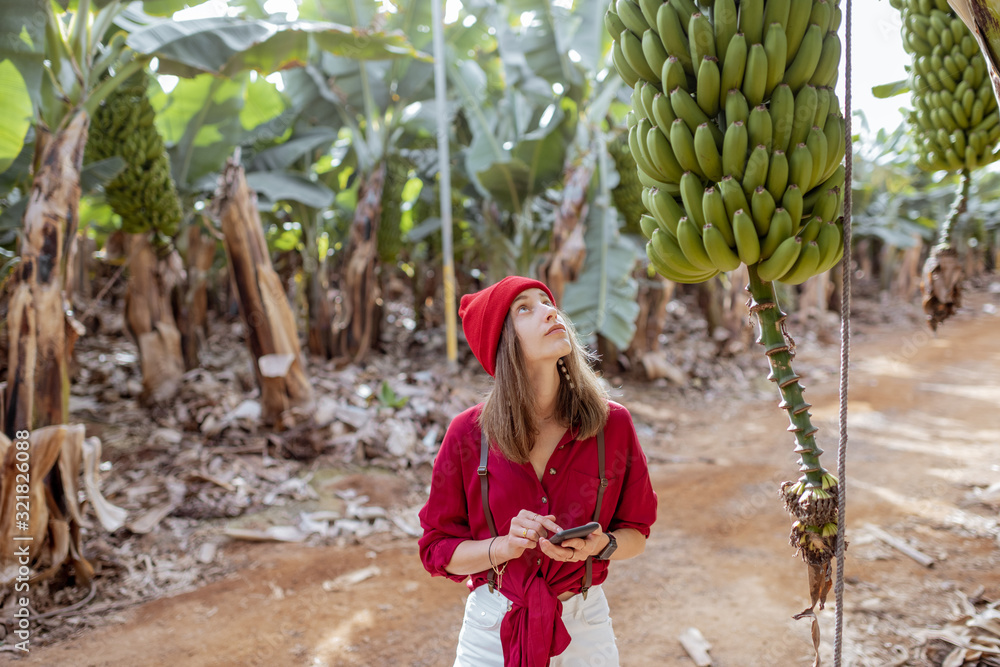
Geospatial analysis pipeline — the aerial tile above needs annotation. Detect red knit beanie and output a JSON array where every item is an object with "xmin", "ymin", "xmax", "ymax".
[{"xmin": 459, "ymin": 276, "xmax": 555, "ymax": 376}]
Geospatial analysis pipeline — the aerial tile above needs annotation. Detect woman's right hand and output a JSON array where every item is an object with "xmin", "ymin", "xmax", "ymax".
[{"xmin": 498, "ymin": 510, "xmax": 561, "ymax": 561}]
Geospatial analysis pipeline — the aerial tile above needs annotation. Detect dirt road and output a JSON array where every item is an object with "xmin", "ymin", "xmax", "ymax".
[{"xmin": 19, "ymin": 295, "xmax": 1000, "ymax": 666}]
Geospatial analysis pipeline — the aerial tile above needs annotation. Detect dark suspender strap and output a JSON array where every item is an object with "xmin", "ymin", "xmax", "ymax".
[
  {"xmin": 582, "ymin": 429, "xmax": 607, "ymax": 600},
  {"xmin": 480, "ymin": 431, "xmax": 498, "ymax": 592}
]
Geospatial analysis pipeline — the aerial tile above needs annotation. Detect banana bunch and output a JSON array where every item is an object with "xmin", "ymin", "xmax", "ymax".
[
  {"xmin": 606, "ymin": 0, "xmax": 847, "ymax": 284},
  {"xmin": 85, "ymin": 75, "xmax": 182, "ymax": 239},
  {"xmin": 890, "ymin": 0, "xmax": 1000, "ymax": 171},
  {"xmin": 379, "ymin": 156, "xmax": 415, "ymax": 264},
  {"xmin": 609, "ymin": 131, "xmax": 648, "ymax": 235}
]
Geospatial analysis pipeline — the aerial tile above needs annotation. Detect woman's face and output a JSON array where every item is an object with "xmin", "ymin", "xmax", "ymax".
[{"xmin": 509, "ymin": 288, "xmax": 572, "ymax": 367}]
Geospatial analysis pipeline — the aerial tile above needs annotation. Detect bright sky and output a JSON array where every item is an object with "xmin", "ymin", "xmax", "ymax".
[{"xmin": 839, "ymin": 0, "xmax": 912, "ymax": 134}]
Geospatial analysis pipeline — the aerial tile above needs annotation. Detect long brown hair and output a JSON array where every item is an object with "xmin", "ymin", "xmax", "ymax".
[{"xmin": 478, "ymin": 310, "xmax": 609, "ymax": 463}]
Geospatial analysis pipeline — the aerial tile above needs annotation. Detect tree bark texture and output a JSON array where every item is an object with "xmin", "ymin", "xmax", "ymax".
[
  {"xmin": 213, "ymin": 160, "xmax": 313, "ymax": 424},
  {"xmin": 124, "ymin": 233, "xmax": 186, "ymax": 403},
  {"xmin": 306, "ymin": 256, "xmax": 334, "ymax": 358},
  {"xmin": 332, "ymin": 162, "xmax": 386, "ymax": 365},
  {"xmin": 0, "ymin": 425, "xmax": 126, "ymax": 584},
  {"xmin": 177, "ymin": 223, "xmax": 217, "ymax": 370},
  {"xmin": 3, "ymin": 111, "xmax": 89, "ymax": 435}
]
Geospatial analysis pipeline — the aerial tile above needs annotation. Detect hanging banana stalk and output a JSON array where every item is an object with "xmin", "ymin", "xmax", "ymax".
[
  {"xmin": 890, "ymin": 0, "xmax": 1000, "ymax": 328},
  {"xmin": 605, "ymin": 0, "xmax": 846, "ymax": 653}
]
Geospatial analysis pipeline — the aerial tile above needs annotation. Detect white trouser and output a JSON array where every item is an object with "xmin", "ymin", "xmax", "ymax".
[{"xmin": 454, "ymin": 584, "xmax": 620, "ymax": 667}]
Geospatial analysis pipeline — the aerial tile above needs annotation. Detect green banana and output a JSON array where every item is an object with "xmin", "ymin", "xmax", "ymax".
[
  {"xmin": 616, "ymin": 0, "xmax": 650, "ymax": 35},
  {"xmin": 766, "ymin": 148, "xmax": 789, "ymax": 201},
  {"xmin": 788, "ymin": 142, "xmax": 814, "ymax": 191},
  {"xmin": 719, "ymin": 174, "xmax": 750, "ymax": 221},
  {"xmin": 651, "ymin": 227, "xmax": 708, "ymax": 275},
  {"xmin": 757, "ymin": 235, "xmax": 802, "ymax": 281},
  {"xmin": 763, "ymin": 0, "xmax": 791, "ymax": 33},
  {"xmin": 720, "ymin": 33, "xmax": 748, "ymax": 111},
  {"xmin": 639, "ymin": 213, "xmax": 660, "ymax": 240},
  {"xmin": 672, "ymin": 0, "xmax": 698, "ymax": 26},
  {"xmin": 747, "ymin": 104, "xmax": 773, "ymax": 152},
  {"xmin": 643, "ymin": 29, "xmax": 670, "ymax": 81},
  {"xmin": 680, "ymin": 170, "xmax": 708, "ymax": 228},
  {"xmin": 743, "ymin": 44, "xmax": 768, "ymax": 108},
  {"xmin": 810, "ymin": 0, "xmax": 833, "ymax": 35},
  {"xmin": 780, "ymin": 239, "xmax": 822, "ymax": 285},
  {"xmin": 605, "ymin": 9, "xmax": 628, "ymax": 42},
  {"xmin": 662, "ymin": 56, "xmax": 690, "ymax": 94},
  {"xmin": 694, "ymin": 122, "xmax": 724, "ymax": 182},
  {"xmin": 807, "ymin": 32, "xmax": 838, "ymax": 87},
  {"xmin": 815, "ymin": 218, "xmax": 842, "ymax": 270},
  {"xmin": 742, "ymin": 144, "xmax": 770, "ymax": 196},
  {"xmin": 714, "ymin": 0, "xmax": 739, "ymax": 70},
  {"xmin": 637, "ymin": 0, "xmax": 661, "ymax": 29},
  {"xmin": 806, "ymin": 125, "xmax": 829, "ymax": 186},
  {"xmin": 782, "ymin": 23, "xmax": 823, "ymax": 91},
  {"xmin": 781, "ymin": 183, "xmax": 804, "ymax": 230},
  {"xmin": 621, "ymin": 29, "xmax": 658, "ymax": 81},
  {"xmin": 725, "ymin": 88, "xmax": 751, "ymax": 128},
  {"xmin": 738, "ymin": 0, "xmax": 765, "ymax": 45},
  {"xmin": 656, "ymin": 2, "xmax": 693, "ymax": 74},
  {"xmin": 702, "ymin": 185, "xmax": 736, "ymax": 247},
  {"xmin": 783, "ymin": 0, "xmax": 813, "ymax": 62},
  {"xmin": 632, "ymin": 86, "xmax": 648, "ymax": 120},
  {"xmin": 750, "ymin": 185, "xmax": 776, "ymax": 235},
  {"xmin": 647, "ymin": 123, "xmax": 687, "ymax": 182},
  {"xmin": 677, "ymin": 215, "xmax": 716, "ymax": 271},
  {"xmin": 649, "ymin": 187, "xmax": 686, "ymax": 236},
  {"xmin": 811, "ymin": 186, "xmax": 841, "ymax": 223},
  {"xmin": 612, "ymin": 40, "xmax": 641, "ymax": 87},
  {"xmin": 763, "ymin": 23, "xmax": 788, "ymax": 99},
  {"xmin": 652, "ymin": 92, "xmax": 677, "ymax": 129},
  {"xmin": 629, "ymin": 123, "xmax": 667, "ymax": 184},
  {"xmin": 770, "ymin": 83, "xmax": 796, "ymax": 153},
  {"xmin": 722, "ymin": 119, "xmax": 749, "ymax": 181},
  {"xmin": 732, "ymin": 208, "xmax": 761, "ymax": 265},
  {"xmin": 647, "ymin": 234, "xmax": 719, "ymax": 282},
  {"xmin": 639, "ymin": 81, "xmax": 658, "ymax": 121},
  {"xmin": 671, "ymin": 86, "xmax": 718, "ymax": 140},
  {"xmin": 697, "ymin": 56, "xmax": 722, "ymax": 117},
  {"xmin": 796, "ymin": 216, "xmax": 823, "ymax": 243},
  {"xmin": 760, "ymin": 207, "xmax": 794, "ymax": 259},
  {"xmin": 703, "ymin": 223, "xmax": 742, "ymax": 272},
  {"xmin": 790, "ymin": 84, "xmax": 819, "ymax": 148},
  {"xmin": 671, "ymin": 118, "xmax": 703, "ymax": 177},
  {"xmin": 688, "ymin": 12, "xmax": 717, "ymax": 69}
]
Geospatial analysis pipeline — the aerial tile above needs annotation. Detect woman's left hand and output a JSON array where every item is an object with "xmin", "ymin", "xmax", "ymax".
[{"xmin": 539, "ymin": 526, "xmax": 607, "ymax": 563}]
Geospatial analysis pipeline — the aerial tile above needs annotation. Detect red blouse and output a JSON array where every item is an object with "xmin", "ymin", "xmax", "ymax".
[{"xmin": 418, "ymin": 401, "xmax": 658, "ymax": 667}]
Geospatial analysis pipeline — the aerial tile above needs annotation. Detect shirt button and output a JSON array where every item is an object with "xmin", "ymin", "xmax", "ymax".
[
  {"xmin": 549, "ymin": 468, "xmax": 556, "ymax": 475},
  {"xmin": 537, "ymin": 558, "xmax": 542, "ymax": 565},
  {"xmin": 541, "ymin": 496, "xmax": 547, "ymax": 504}
]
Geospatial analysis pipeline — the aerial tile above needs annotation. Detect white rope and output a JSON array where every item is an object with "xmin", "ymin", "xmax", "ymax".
[{"xmin": 833, "ymin": 0, "xmax": 853, "ymax": 664}]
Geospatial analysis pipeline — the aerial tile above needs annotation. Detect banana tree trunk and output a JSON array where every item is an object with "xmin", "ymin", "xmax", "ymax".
[
  {"xmin": 332, "ymin": 162, "xmax": 386, "ymax": 364},
  {"xmin": 541, "ymin": 156, "xmax": 592, "ymax": 304},
  {"xmin": 177, "ymin": 222, "xmax": 217, "ymax": 370},
  {"xmin": 213, "ymin": 159, "xmax": 313, "ymax": 425},
  {"xmin": 4, "ymin": 112, "xmax": 89, "ymax": 435},
  {"xmin": 306, "ymin": 257, "xmax": 334, "ymax": 358},
  {"xmin": 124, "ymin": 233, "xmax": 185, "ymax": 403}
]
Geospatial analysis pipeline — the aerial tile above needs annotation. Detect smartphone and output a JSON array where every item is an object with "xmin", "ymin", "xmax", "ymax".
[{"xmin": 547, "ymin": 521, "xmax": 600, "ymax": 545}]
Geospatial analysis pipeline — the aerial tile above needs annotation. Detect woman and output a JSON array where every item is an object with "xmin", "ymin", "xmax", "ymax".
[{"xmin": 419, "ymin": 276, "xmax": 658, "ymax": 667}]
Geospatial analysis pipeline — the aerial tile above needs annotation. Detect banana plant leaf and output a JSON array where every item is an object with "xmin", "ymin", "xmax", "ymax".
[
  {"xmin": 120, "ymin": 6, "xmax": 423, "ymax": 78},
  {"xmin": 561, "ymin": 201, "xmax": 639, "ymax": 351},
  {"xmin": 0, "ymin": 59, "xmax": 33, "ymax": 175},
  {"xmin": 246, "ymin": 171, "xmax": 334, "ymax": 209},
  {"xmin": 0, "ymin": 0, "xmax": 46, "ymax": 111},
  {"xmin": 248, "ymin": 128, "xmax": 339, "ymax": 173}
]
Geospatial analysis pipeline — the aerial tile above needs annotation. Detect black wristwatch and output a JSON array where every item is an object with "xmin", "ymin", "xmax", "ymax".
[{"xmin": 596, "ymin": 531, "xmax": 617, "ymax": 560}]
